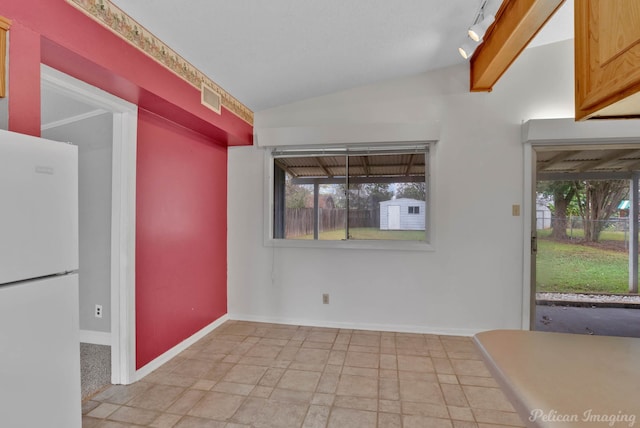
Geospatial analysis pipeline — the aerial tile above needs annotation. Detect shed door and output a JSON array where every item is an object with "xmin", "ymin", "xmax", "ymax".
[{"xmin": 387, "ymin": 205, "xmax": 400, "ymax": 230}]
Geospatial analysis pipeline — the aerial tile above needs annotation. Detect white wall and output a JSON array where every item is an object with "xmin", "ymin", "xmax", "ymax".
[
  {"xmin": 228, "ymin": 40, "xmax": 575, "ymax": 334},
  {"xmin": 43, "ymin": 113, "xmax": 113, "ymax": 333}
]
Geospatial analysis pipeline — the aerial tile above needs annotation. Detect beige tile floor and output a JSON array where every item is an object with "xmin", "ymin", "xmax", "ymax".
[{"xmin": 82, "ymin": 321, "xmax": 526, "ymax": 428}]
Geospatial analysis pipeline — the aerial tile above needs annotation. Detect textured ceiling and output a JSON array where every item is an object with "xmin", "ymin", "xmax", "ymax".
[
  {"xmin": 93, "ymin": 1, "xmax": 572, "ymax": 113},
  {"xmin": 108, "ymin": 0, "xmax": 487, "ymax": 111}
]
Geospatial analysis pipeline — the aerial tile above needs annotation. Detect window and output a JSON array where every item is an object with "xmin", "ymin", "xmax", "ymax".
[{"xmin": 272, "ymin": 145, "xmax": 430, "ymax": 243}]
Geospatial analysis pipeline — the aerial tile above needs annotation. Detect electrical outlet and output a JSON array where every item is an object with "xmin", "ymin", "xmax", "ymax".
[
  {"xmin": 512, "ymin": 204, "xmax": 521, "ymax": 216},
  {"xmin": 95, "ymin": 304, "xmax": 103, "ymax": 318},
  {"xmin": 322, "ymin": 293, "xmax": 330, "ymax": 304}
]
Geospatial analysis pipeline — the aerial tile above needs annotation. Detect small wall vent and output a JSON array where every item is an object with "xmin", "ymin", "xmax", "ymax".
[{"xmin": 201, "ymin": 83, "xmax": 222, "ymax": 114}]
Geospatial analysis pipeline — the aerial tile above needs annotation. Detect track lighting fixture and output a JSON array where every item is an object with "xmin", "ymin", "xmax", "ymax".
[
  {"xmin": 468, "ymin": 13, "xmax": 495, "ymax": 42},
  {"xmin": 458, "ymin": 0, "xmax": 495, "ymax": 59},
  {"xmin": 458, "ymin": 43, "xmax": 477, "ymax": 60}
]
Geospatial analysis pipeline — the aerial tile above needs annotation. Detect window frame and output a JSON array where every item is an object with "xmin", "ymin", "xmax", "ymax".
[{"xmin": 263, "ymin": 142, "xmax": 435, "ymax": 252}]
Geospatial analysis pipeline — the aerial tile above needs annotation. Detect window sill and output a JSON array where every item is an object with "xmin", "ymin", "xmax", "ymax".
[{"xmin": 265, "ymin": 238, "xmax": 434, "ymax": 252}]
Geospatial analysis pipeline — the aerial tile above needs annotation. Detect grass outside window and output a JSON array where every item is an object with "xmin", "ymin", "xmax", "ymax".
[
  {"xmin": 288, "ymin": 227, "xmax": 425, "ymax": 241},
  {"xmin": 536, "ymin": 233, "xmax": 632, "ymax": 294}
]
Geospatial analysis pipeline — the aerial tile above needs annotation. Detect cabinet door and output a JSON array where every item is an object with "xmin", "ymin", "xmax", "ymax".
[
  {"xmin": 0, "ymin": 16, "xmax": 10, "ymax": 97},
  {"xmin": 575, "ymin": 0, "xmax": 640, "ymax": 119}
]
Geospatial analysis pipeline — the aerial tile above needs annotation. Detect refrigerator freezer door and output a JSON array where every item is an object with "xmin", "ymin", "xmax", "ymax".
[
  {"xmin": 0, "ymin": 129, "xmax": 79, "ymax": 284},
  {"xmin": 0, "ymin": 274, "xmax": 81, "ymax": 428}
]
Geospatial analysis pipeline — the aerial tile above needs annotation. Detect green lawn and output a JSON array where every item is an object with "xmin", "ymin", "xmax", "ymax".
[
  {"xmin": 289, "ymin": 227, "xmax": 425, "ymax": 241},
  {"xmin": 536, "ymin": 239, "xmax": 629, "ymax": 293},
  {"xmin": 537, "ymin": 228, "xmax": 630, "ymax": 242}
]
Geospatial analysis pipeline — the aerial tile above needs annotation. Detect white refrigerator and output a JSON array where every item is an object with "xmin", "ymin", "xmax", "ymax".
[{"xmin": 0, "ymin": 129, "xmax": 81, "ymax": 428}]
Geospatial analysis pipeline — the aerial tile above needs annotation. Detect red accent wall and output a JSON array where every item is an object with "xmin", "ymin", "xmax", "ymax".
[
  {"xmin": 4, "ymin": 0, "xmax": 252, "ymax": 145},
  {"xmin": 136, "ymin": 110, "xmax": 228, "ymax": 368},
  {"xmin": 3, "ymin": 1, "xmax": 244, "ymax": 368},
  {"xmin": 7, "ymin": 23, "xmax": 41, "ymax": 136}
]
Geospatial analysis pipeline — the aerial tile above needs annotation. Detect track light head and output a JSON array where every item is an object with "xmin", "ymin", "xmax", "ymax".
[
  {"xmin": 458, "ymin": 43, "xmax": 477, "ymax": 59},
  {"xmin": 458, "ymin": 0, "xmax": 497, "ymax": 60},
  {"xmin": 468, "ymin": 14, "xmax": 495, "ymax": 42}
]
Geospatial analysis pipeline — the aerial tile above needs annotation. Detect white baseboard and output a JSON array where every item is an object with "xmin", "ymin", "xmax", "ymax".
[
  {"xmin": 227, "ymin": 313, "xmax": 482, "ymax": 337},
  {"xmin": 79, "ymin": 330, "xmax": 112, "ymax": 346},
  {"xmin": 135, "ymin": 314, "xmax": 230, "ymax": 381}
]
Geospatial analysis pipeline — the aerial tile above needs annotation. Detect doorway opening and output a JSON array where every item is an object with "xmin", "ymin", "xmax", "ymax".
[
  {"xmin": 531, "ymin": 145, "xmax": 640, "ymax": 338},
  {"xmin": 40, "ymin": 65, "xmax": 137, "ymax": 393}
]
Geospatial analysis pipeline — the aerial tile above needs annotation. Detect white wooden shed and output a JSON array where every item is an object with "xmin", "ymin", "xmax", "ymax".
[
  {"xmin": 536, "ymin": 201, "xmax": 552, "ymax": 230},
  {"xmin": 379, "ymin": 198, "xmax": 425, "ymax": 230}
]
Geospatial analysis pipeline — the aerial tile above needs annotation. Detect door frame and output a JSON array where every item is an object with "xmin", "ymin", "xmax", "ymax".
[
  {"xmin": 523, "ymin": 142, "xmax": 536, "ymax": 330},
  {"xmin": 41, "ymin": 65, "xmax": 137, "ymax": 384}
]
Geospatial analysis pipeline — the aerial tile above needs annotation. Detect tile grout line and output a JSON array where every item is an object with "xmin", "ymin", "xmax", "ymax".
[{"xmin": 82, "ymin": 320, "xmax": 526, "ymax": 427}]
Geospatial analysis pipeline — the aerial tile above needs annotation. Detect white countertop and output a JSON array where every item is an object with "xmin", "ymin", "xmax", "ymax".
[{"xmin": 474, "ymin": 330, "xmax": 640, "ymax": 428}]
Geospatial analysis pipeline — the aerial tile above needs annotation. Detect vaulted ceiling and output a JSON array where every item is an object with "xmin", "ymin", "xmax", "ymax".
[{"xmin": 109, "ymin": 0, "xmax": 574, "ymax": 112}]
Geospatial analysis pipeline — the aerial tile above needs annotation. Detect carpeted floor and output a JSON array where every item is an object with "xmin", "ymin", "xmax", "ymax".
[{"xmin": 80, "ymin": 343, "xmax": 111, "ymax": 400}]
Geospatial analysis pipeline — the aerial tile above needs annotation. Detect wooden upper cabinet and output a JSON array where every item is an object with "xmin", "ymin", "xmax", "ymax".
[
  {"xmin": 575, "ymin": 0, "xmax": 640, "ymax": 120},
  {"xmin": 0, "ymin": 16, "xmax": 11, "ymax": 98}
]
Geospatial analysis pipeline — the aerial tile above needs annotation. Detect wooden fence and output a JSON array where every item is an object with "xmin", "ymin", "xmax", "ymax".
[{"xmin": 286, "ymin": 208, "xmax": 378, "ymax": 237}]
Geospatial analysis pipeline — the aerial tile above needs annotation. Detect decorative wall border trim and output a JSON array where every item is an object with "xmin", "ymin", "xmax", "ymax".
[{"xmin": 65, "ymin": 0, "xmax": 254, "ymax": 125}]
